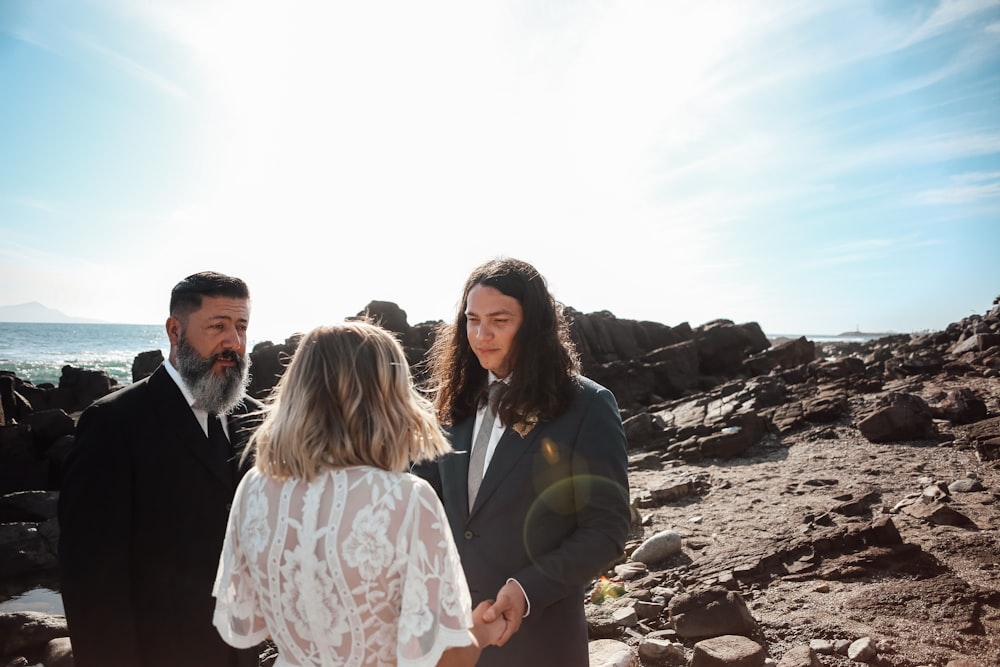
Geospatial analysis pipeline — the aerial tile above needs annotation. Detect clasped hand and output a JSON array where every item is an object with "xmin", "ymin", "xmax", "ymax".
[{"xmin": 477, "ymin": 580, "xmax": 527, "ymax": 647}]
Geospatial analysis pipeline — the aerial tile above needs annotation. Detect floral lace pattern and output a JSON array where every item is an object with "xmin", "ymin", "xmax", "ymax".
[{"xmin": 213, "ymin": 467, "xmax": 473, "ymax": 667}]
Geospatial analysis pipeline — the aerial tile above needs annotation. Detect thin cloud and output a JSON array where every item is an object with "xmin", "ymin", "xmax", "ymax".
[
  {"xmin": 954, "ymin": 171, "xmax": 1000, "ymax": 182},
  {"xmin": 829, "ymin": 238, "xmax": 900, "ymax": 252},
  {"xmin": 704, "ymin": 1, "xmax": 998, "ymax": 115},
  {"xmin": 898, "ymin": 0, "xmax": 1000, "ymax": 50},
  {"xmin": 2, "ymin": 196, "xmax": 59, "ymax": 214},
  {"xmin": 637, "ymin": 2, "xmax": 998, "ymax": 213},
  {"xmin": 5, "ymin": 27, "xmax": 58, "ymax": 54},
  {"xmin": 811, "ymin": 234, "xmax": 932, "ymax": 268},
  {"xmin": 817, "ymin": 58, "xmax": 969, "ymax": 124},
  {"xmin": 808, "ymin": 130, "xmax": 1000, "ymax": 182},
  {"xmin": 897, "ymin": 131, "xmax": 1000, "ymax": 161},
  {"xmin": 71, "ymin": 32, "xmax": 191, "ymax": 100},
  {"xmin": 918, "ymin": 172, "xmax": 1000, "ymax": 203},
  {"xmin": 6, "ymin": 7, "xmax": 193, "ymax": 100},
  {"xmin": 700, "ymin": 4, "xmax": 912, "ymax": 99},
  {"xmin": 0, "ymin": 239, "xmax": 65, "ymax": 265}
]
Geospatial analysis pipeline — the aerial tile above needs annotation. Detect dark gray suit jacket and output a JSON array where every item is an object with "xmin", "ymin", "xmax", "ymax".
[
  {"xmin": 58, "ymin": 365, "xmax": 263, "ymax": 667},
  {"xmin": 416, "ymin": 375, "xmax": 630, "ymax": 667}
]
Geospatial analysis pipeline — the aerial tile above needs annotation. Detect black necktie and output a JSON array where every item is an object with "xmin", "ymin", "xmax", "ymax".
[{"xmin": 208, "ymin": 413, "xmax": 234, "ymax": 479}]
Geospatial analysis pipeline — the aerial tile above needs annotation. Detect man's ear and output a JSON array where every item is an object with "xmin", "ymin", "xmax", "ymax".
[{"xmin": 166, "ymin": 316, "xmax": 181, "ymax": 346}]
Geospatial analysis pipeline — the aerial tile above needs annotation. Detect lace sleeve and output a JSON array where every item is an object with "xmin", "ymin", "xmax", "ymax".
[
  {"xmin": 396, "ymin": 478, "xmax": 474, "ymax": 667},
  {"xmin": 212, "ymin": 471, "xmax": 270, "ymax": 648}
]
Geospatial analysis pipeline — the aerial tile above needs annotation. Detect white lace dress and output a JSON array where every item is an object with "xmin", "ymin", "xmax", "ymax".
[{"xmin": 213, "ymin": 466, "xmax": 474, "ymax": 667}]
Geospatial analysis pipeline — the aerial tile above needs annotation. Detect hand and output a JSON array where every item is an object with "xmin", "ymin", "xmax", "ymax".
[
  {"xmin": 470, "ymin": 600, "xmax": 505, "ymax": 647},
  {"xmin": 481, "ymin": 581, "xmax": 527, "ymax": 646}
]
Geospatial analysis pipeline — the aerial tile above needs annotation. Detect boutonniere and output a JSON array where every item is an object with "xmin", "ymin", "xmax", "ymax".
[{"xmin": 512, "ymin": 414, "xmax": 540, "ymax": 437}]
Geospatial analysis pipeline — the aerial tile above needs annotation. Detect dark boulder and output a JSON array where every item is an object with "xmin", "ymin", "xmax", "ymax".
[
  {"xmin": 247, "ymin": 335, "xmax": 301, "ymax": 400},
  {"xmin": 857, "ymin": 392, "xmax": 938, "ymax": 443},
  {"xmin": 132, "ymin": 349, "xmax": 164, "ymax": 382},
  {"xmin": 743, "ymin": 336, "xmax": 815, "ymax": 376}
]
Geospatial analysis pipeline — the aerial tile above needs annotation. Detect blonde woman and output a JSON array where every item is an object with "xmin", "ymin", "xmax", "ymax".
[{"xmin": 212, "ymin": 321, "xmax": 503, "ymax": 666}]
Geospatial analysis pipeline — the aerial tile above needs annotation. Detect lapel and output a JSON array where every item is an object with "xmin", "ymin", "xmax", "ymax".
[
  {"xmin": 147, "ymin": 366, "xmax": 240, "ymax": 490},
  {"xmin": 440, "ymin": 419, "xmax": 475, "ymax": 522},
  {"xmin": 467, "ymin": 420, "xmax": 543, "ymax": 519}
]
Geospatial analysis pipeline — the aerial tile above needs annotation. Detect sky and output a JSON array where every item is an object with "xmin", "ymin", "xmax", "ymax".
[{"xmin": 1, "ymin": 0, "xmax": 999, "ymax": 344}]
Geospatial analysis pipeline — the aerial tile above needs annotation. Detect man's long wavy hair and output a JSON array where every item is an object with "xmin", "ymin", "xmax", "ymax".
[
  {"xmin": 252, "ymin": 320, "xmax": 451, "ymax": 480},
  {"xmin": 426, "ymin": 257, "xmax": 580, "ymax": 427}
]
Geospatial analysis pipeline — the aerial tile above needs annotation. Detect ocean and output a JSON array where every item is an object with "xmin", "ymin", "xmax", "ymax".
[{"xmin": 0, "ymin": 322, "xmax": 168, "ymax": 386}]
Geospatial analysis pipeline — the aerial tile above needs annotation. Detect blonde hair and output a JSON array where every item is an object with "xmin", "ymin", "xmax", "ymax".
[{"xmin": 251, "ymin": 320, "xmax": 451, "ymax": 480}]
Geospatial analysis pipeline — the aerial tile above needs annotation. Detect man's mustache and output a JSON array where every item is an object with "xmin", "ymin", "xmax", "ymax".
[{"xmin": 212, "ymin": 350, "xmax": 243, "ymax": 364}]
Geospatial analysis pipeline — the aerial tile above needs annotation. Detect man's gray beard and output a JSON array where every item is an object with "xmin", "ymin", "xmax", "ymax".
[{"xmin": 175, "ymin": 335, "xmax": 251, "ymax": 415}]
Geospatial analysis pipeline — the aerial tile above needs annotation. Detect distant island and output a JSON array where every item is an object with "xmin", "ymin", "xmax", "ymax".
[
  {"xmin": 834, "ymin": 330, "xmax": 898, "ymax": 338},
  {"xmin": 0, "ymin": 302, "xmax": 105, "ymax": 324}
]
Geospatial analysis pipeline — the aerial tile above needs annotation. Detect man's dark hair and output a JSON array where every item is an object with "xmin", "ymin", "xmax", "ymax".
[
  {"xmin": 169, "ymin": 271, "xmax": 250, "ymax": 320},
  {"xmin": 427, "ymin": 257, "xmax": 580, "ymax": 426}
]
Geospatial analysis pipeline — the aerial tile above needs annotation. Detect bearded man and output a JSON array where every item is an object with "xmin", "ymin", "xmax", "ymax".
[{"xmin": 58, "ymin": 271, "xmax": 264, "ymax": 667}]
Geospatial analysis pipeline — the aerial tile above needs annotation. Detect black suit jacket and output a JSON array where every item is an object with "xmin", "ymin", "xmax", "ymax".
[
  {"xmin": 416, "ymin": 375, "xmax": 630, "ymax": 667},
  {"xmin": 58, "ymin": 365, "xmax": 263, "ymax": 667}
]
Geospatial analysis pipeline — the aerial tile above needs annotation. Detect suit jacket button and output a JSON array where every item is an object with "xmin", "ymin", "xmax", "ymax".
[
  {"xmin": 225, "ymin": 503, "xmax": 232, "ymax": 512},
  {"xmin": 464, "ymin": 530, "xmax": 474, "ymax": 540}
]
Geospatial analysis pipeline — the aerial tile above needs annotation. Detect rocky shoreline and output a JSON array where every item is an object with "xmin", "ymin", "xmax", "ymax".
[{"xmin": 2, "ymin": 301, "xmax": 998, "ymax": 666}]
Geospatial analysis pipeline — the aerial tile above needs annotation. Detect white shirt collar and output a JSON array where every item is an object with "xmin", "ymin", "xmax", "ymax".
[
  {"xmin": 163, "ymin": 358, "xmax": 197, "ymax": 409},
  {"xmin": 488, "ymin": 371, "xmax": 510, "ymax": 386},
  {"xmin": 163, "ymin": 359, "xmax": 220, "ymax": 436}
]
